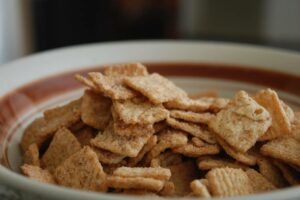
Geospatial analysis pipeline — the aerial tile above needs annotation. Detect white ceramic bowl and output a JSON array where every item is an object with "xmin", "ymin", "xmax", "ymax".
[{"xmin": 0, "ymin": 41, "xmax": 300, "ymax": 200}]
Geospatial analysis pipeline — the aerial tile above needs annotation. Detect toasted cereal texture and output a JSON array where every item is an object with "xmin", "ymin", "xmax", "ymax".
[
  {"xmin": 254, "ymin": 89, "xmax": 293, "ymax": 140},
  {"xmin": 104, "ymin": 63, "xmax": 148, "ymax": 76},
  {"xmin": 20, "ymin": 117, "xmax": 51, "ymax": 152},
  {"xmin": 191, "ymin": 137, "xmax": 205, "ymax": 147},
  {"xmin": 260, "ymin": 137, "xmax": 300, "ymax": 168},
  {"xmin": 113, "ymin": 97, "xmax": 169, "ymax": 125},
  {"xmin": 173, "ymin": 142, "xmax": 220, "ymax": 157},
  {"xmin": 121, "ymin": 189, "xmax": 158, "ymax": 196},
  {"xmin": 113, "ymin": 167, "xmax": 171, "ymax": 180},
  {"xmin": 145, "ymin": 129, "xmax": 188, "ymax": 163},
  {"xmin": 150, "ymin": 151, "xmax": 183, "ymax": 168},
  {"xmin": 21, "ymin": 164, "xmax": 55, "ymax": 184},
  {"xmin": 128, "ymin": 135, "xmax": 157, "ymax": 167},
  {"xmin": 54, "ymin": 146, "xmax": 107, "ymax": 191},
  {"xmin": 245, "ymin": 169, "xmax": 276, "ymax": 193},
  {"xmin": 216, "ymin": 137, "xmax": 257, "ymax": 166},
  {"xmin": 169, "ymin": 110, "xmax": 213, "ymax": 124},
  {"xmin": 166, "ymin": 117, "xmax": 216, "ymax": 144},
  {"xmin": 273, "ymin": 161, "xmax": 300, "ymax": 185},
  {"xmin": 209, "ymin": 91, "xmax": 271, "ymax": 152},
  {"xmin": 207, "ymin": 167, "xmax": 253, "ymax": 197},
  {"xmin": 88, "ymin": 72, "xmax": 137, "ymax": 99},
  {"xmin": 165, "ymin": 96, "xmax": 211, "ymax": 112},
  {"xmin": 257, "ymin": 158, "xmax": 287, "ymax": 188},
  {"xmin": 23, "ymin": 143, "xmax": 40, "ymax": 166},
  {"xmin": 92, "ymin": 147, "xmax": 126, "ymax": 164},
  {"xmin": 90, "ymin": 122, "xmax": 153, "ymax": 157},
  {"xmin": 124, "ymin": 73, "xmax": 187, "ymax": 104},
  {"xmin": 81, "ymin": 90, "xmax": 112, "ymax": 130},
  {"xmin": 190, "ymin": 179, "xmax": 211, "ymax": 197},
  {"xmin": 42, "ymin": 128, "xmax": 82, "ymax": 172},
  {"xmin": 160, "ymin": 181, "xmax": 175, "ymax": 196},
  {"xmin": 198, "ymin": 156, "xmax": 248, "ymax": 171},
  {"xmin": 168, "ymin": 160, "xmax": 198, "ymax": 196},
  {"xmin": 74, "ymin": 126, "xmax": 95, "ymax": 146},
  {"xmin": 75, "ymin": 74, "xmax": 99, "ymax": 91},
  {"xmin": 106, "ymin": 176, "xmax": 164, "ymax": 192}
]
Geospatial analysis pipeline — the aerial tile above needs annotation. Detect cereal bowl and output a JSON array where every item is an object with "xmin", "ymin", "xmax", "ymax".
[{"xmin": 0, "ymin": 41, "xmax": 300, "ymax": 200}]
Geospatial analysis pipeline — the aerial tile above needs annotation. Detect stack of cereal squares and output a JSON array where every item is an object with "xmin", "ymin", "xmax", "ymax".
[{"xmin": 21, "ymin": 63, "xmax": 300, "ymax": 198}]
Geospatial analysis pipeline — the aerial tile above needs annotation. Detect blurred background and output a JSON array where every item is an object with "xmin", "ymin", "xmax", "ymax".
[{"xmin": 1, "ymin": 0, "xmax": 300, "ymax": 65}]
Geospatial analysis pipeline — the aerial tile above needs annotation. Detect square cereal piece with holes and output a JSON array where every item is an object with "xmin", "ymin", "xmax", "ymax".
[
  {"xmin": 257, "ymin": 158, "xmax": 287, "ymax": 188},
  {"xmin": 166, "ymin": 117, "xmax": 216, "ymax": 144},
  {"xmin": 104, "ymin": 63, "xmax": 148, "ymax": 76},
  {"xmin": 42, "ymin": 127, "xmax": 82, "ymax": 173},
  {"xmin": 54, "ymin": 146, "xmax": 107, "ymax": 191},
  {"xmin": 209, "ymin": 91, "xmax": 271, "ymax": 152},
  {"xmin": 21, "ymin": 117, "xmax": 51, "ymax": 152},
  {"xmin": 106, "ymin": 176, "xmax": 164, "ymax": 192},
  {"xmin": 206, "ymin": 167, "xmax": 253, "ymax": 197},
  {"xmin": 254, "ymin": 89, "xmax": 293, "ymax": 140},
  {"xmin": 21, "ymin": 164, "xmax": 55, "ymax": 184},
  {"xmin": 190, "ymin": 179, "xmax": 211, "ymax": 197},
  {"xmin": 90, "ymin": 122, "xmax": 153, "ymax": 157},
  {"xmin": 169, "ymin": 160, "xmax": 198, "ymax": 196},
  {"xmin": 197, "ymin": 155, "xmax": 248, "ymax": 171},
  {"xmin": 92, "ymin": 147, "xmax": 126, "ymax": 164},
  {"xmin": 124, "ymin": 73, "xmax": 187, "ymax": 104},
  {"xmin": 81, "ymin": 90, "xmax": 112, "ymax": 130},
  {"xmin": 113, "ymin": 97, "xmax": 169, "ymax": 125},
  {"xmin": 145, "ymin": 129, "xmax": 188, "ymax": 163},
  {"xmin": 128, "ymin": 135, "xmax": 157, "ymax": 167},
  {"xmin": 170, "ymin": 110, "xmax": 214, "ymax": 124},
  {"xmin": 173, "ymin": 141, "xmax": 220, "ymax": 157},
  {"xmin": 88, "ymin": 72, "xmax": 137, "ymax": 99},
  {"xmin": 113, "ymin": 167, "xmax": 171, "ymax": 181},
  {"xmin": 43, "ymin": 98, "xmax": 82, "ymax": 130},
  {"xmin": 260, "ymin": 137, "xmax": 300, "ymax": 168},
  {"xmin": 245, "ymin": 169, "xmax": 276, "ymax": 193},
  {"xmin": 23, "ymin": 143, "xmax": 40, "ymax": 166},
  {"xmin": 74, "ymin": 126, "xmax": 95, "ymax": 146},
  {"xmin": 216, "ymin": 136, "xmax": 257, "ymax": 166}
]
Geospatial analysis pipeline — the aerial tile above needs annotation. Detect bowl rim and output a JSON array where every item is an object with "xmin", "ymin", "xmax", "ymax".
[{"xmin": 1, "ymin": 40, "xmax": 300, "ymax": 200}]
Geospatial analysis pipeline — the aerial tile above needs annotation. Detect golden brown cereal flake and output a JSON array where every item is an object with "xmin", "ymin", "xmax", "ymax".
[
  {"xmin": 170, "ymin": 110, "xmax": 214, "ymax": 124},
  {"xmin": 210, "ymin": 91, "xmax": 271, "ymax": 152},
  {"xmin": 124, "ymin": 73, "xmax": 187, "ymax": 104},
  {"xmin": 145, "ymin": 129, "xmax": 188, "ymax": 163},
  {"xmin": 273, "ymin": 161, "xmax": 300, "ymax": 185},
  {"xmin": 128, "ymin": 135, "xmax": 157, "ymax": 167},
  {"xmin": 81, "ymin": 90, "xmax": 112, "ymax": 130},
  {"xmin": 113, "ymin": 167, "xmax": 171, "ymax": 181},
  {"xmin": 113, "ymin": 97, "xmax": 169, "ymax": 125},
  {"xmin": 173, "ymin": 141, "xmax": 220, "ymax": 157},
  {"xmin": 254, "ymin": 89, "xmax": 293, "ymax": 140},
  {"xmin": 88, "ymin": 72, "xmax": 137, "ymax": 99},
  {"xmin": 92, "ymin": 147, "xmax": 126, "ymax": 164},
  {"xmin": 103, "ymin": 63, "xmax": 148, "ymax": 76},
  {"xmin": 206, "ymin": 167, "xmax": 253, "ymax": 197},
  {"xmin": 91, "ymin": 122, "xmax": 153, "ymax": 157},
  {"xmin": 106, "ymin": 176, "xmax": 164, "ymax": 192},
  {"xmin": 165, "ymin": 96, "xmax": 211, "ymax": 112},
  {"xmin": 168, "ymin": 160, "xmax": 198, "ymax": 196},
  {"xmin": 21, "ymin": 164, "xmax": 55, "ymax": 184},
  {"xmin": 23, "ymin": 143, "xmax": 40, "ymax": 167},
  {"xmin": 42, "ymin": 128, "xmax": 82, "ymax": 172},
  {"xmin": 190, "ymin": 179, "xmax": 211, "ymax": 197},
  {"xmin": 166, "ymin": 117, "xmax": 216, "ymax": 144},
  {"xmin": 257, "ymin": 158, "xmax": 287, "ymax": 188},
  {"xmin": 245, "ymin": 169, "xmax": 277, "ymax": 193},
  {"xmin": 260, "ymin": 137, "xmax": 300, "ymax": 168},
  {"xmin": 54, "ymin": 146, "xmax": 107, "ymax": 191},
  {"xmin": 216, "ymin": 137, "xmax": 257, "ymax": 166},
  {"xmin": 198, "ymin": 156, "xmax": 248, "ymax": 171}
]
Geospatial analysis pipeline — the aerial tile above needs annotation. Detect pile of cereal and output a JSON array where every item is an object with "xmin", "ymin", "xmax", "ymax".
[{"xmin": 21, "ymin": 63, "xmax": 300, "ymax": 197}]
